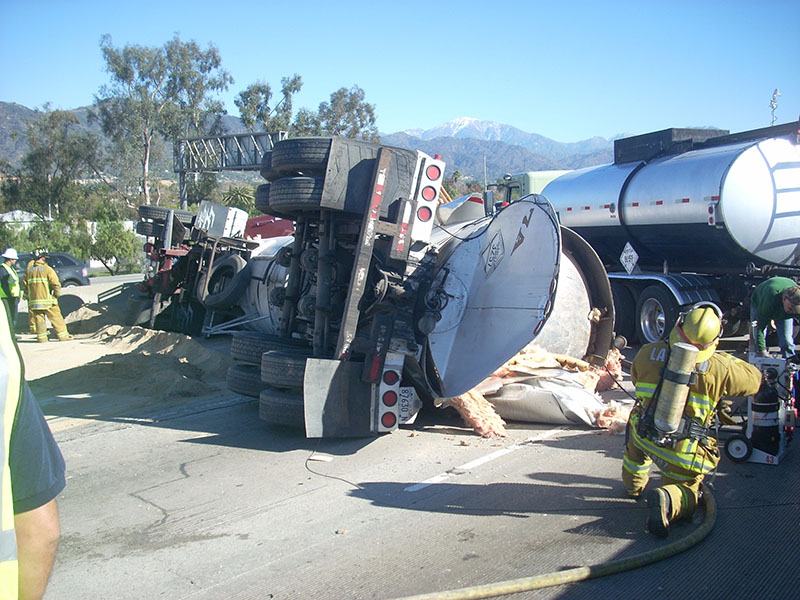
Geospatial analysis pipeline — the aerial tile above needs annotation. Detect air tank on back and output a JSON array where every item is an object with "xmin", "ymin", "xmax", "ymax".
[{"xmin": 542, "ymin": 124, "xmax": 800, "ymax": 274}]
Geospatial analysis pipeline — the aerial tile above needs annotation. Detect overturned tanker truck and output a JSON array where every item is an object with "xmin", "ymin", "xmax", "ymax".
[
  {"xmin": 136, "ymin": 136, "xmax": 614, "ymax": 437},
  {"xmin": 539, "ymin": 121, "xmax": 800, "ymax": 345}
]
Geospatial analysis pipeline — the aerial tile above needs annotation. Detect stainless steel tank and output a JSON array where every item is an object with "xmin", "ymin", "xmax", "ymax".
[{"xmin": 543, "ymin": 136, "xmax": 800, "ymax": 272}]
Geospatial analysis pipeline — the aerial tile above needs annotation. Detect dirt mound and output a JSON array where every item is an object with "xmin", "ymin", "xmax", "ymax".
[
  {"xmin": 33, "ymin": 325, "xmax": 232, "ymax": 402},
  {"xmin": 64, "ymin": 303, "xmax": 126, "ymax": 334}
]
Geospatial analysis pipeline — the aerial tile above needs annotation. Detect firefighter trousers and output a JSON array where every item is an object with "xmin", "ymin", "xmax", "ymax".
[
  {"xmin": 32, "ymin": 305, "xmax": 70, "ymax": 341},
  {"xmin": 622, "ymin": 433, "xmax": 704, "ymax": 522}
]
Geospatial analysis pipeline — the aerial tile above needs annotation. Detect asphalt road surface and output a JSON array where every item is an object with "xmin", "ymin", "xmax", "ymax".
[{"xmin": 30, "ymin": 333, "xmax": 800, "ymax": 600}]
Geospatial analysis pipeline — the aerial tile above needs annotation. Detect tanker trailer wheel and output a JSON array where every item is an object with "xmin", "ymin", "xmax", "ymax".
[
  {"xmin": 268, "ymin": 176, "xmax": 325, "ymax": 214},
  {"xmin": 255, "ymin": 183, "xmax": 271, "ymax": 214},
  {"xmin": 725, "ymin": 434, "xmax": 753, "ymax": 462},
  {"xmin": 261, "ymin": 348, "xmax": 312, "ymax": 389},
  {"xmin": 259, "ymin": 151, "xmax": 273, "ymax": 181},
  {"xmin": 202, "ymin": 255, "xmax": 250, "ymax": 309},
  {"xmin": 137, "ymin": 205, "xmax": 196, "ymax": 226},
  {"xmin": 259, "ymin": 385, "xmax": 305, "ymax": 428},
  {"xmin": 226, "ymin": 363, "xmax": 266, "ymax": 398},
  {"xmin": 636, "ymin": 285, "xmax": 679, "ymax": 344},
  {"xmin": 230, "ymin": 331, "xmax": 311, "ymax": 364},
  {"xmin": 268, "ymin": 137, "xmax": 332, "ymax": 178},
  {"xmin": 611, "ymin": 282, "xmax": 636, "ymax": 343},
  {"xmin": 135, "ymin": 221, "xmax": 164, "ymax": 238}
]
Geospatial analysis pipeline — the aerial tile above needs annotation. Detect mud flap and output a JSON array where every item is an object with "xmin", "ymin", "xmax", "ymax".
[{"xmin": 304, "ymin": 358, "xmax": 374, "ymax": 438}]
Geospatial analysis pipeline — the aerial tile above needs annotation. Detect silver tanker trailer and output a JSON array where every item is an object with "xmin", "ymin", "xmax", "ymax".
[{"xmin": 538, "ymin": 121, "xmax": 800, "ymax": 344}]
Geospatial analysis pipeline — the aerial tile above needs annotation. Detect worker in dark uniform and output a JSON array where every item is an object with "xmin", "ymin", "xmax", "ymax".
[
  {"xmin": 622, "ymin": 302, "xmax": 762, "ymax": 537},
  {"xmin": 0, "ymin": 288, "xmax": 66, "ymax": 598},
  {"xmin": 750, "ymin": 277, "xmax": 800, "ymax": 358}
]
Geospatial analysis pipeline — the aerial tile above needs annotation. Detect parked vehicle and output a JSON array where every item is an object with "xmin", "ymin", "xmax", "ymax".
[
  {"xmin": 500, "ymin": 121, "xmax": 800, "ymax": 344},
  {"xmin": 16, "ymin": 251, "xmax": 91, "ymax": 287}
]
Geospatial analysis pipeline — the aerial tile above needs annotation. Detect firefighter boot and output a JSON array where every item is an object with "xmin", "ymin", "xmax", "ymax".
[{"xmin": 646, "ymin": 488, "xmax": 671, "ymax": 538}]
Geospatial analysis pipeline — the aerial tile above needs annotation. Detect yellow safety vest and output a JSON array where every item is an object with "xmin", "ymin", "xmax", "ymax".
[
  {"xmin": 0, "ymin": 264, "xmax": 19, "ymax": 300},
  {"xmin": 0, "ymin": 304, "xmax": 21, "ymax": 598}
]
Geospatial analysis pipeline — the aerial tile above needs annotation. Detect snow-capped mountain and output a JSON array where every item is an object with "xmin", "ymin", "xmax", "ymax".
[{"xmin": 389, "ymin": 117, "xmax": 611, "ymax": 162}]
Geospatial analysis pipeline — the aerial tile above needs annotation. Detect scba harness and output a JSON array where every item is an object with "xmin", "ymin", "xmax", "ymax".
[
  {"xmin": 636, "ymin": 302, "xmax": 725, "ymax": 449},
  {"xmin": 636, "ymin": 347, "xmax": 714, "ymax": 448}
]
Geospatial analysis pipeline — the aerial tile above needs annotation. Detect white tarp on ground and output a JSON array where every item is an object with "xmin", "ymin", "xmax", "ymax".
[{"xmin": 485, "ymin": 369, "xmax": 607, "ymax": 426}]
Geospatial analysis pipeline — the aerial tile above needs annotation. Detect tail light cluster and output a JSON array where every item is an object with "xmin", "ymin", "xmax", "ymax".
[
  {"xmin": 376, "ymin": 352, "xmax": 404, "ymax": 432},
  {"xmin": 409, "ymin": 155, "xmax": 445, "ymax": 245}
]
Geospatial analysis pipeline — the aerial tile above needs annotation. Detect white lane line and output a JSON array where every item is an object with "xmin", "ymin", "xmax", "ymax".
[{"xmin": 404, "ymin": 426, "xmax": 567, "ymax": 492}]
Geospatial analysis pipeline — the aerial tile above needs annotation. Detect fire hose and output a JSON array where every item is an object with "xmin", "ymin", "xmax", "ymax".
[{"xmin": 396, "ymin": 483, "xmax": 716, "ymax": 600}]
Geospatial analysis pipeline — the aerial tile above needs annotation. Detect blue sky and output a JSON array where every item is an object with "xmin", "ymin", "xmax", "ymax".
[{"xmin": 1, "ymin": 0, "xmax": 797, "ymax": 142}]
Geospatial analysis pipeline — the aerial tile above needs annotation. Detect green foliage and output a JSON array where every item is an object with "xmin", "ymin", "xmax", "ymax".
[
  {"xmin": 0, "ymin": 222, "xmax": 28, "ymax": 253},
  {"xmin": 39, "ymin": 221, "xmax": 90, "ymax": 259},
  {"xmin": 293, "ymin": 86, "xmax": 379, "ymax": 142},
  {"xmin": 185, "ymin": 172, "xmax": 219, "ymax": 206},
  {"xmin": 1, "ymin": 108, "xmax": 102, "ymax": 221},
  {"xmin": 235, "ymin": 75, "xmax": 302, "ymax": 132},
  {"xmin": 90, "ymin": 203, "xmax": 140, "ymax": 275},
  {"xmin": 221, "ymin": 186, "xmax": 255, "ymax": 215},
  {"xmin": 93, "ymin": 34, "xmax": 231, "ymax": 206}
]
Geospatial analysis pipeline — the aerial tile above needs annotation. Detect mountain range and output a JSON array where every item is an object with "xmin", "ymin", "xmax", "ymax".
[{"xmin": 0, "ymin": 103, "xmax": 614, "ymax": 181}]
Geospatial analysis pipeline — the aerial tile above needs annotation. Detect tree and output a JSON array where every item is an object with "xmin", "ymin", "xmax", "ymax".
[
  {"xmin": 235, "ymin": 74, "xmax": 302, "ymax": 132},
  {"xmin": 93, "ymin": 34, "xmax": 232, "ymax": 206},
  {"xmin": 221, "ymin": 186, "xmax": 255, "ymax": 214},
  {"xmin": 1, "ymin": 107, "xmax": 102, "ymax": 221},
  {"xmin": 186, "ymin": 172, "xmax": 219, "ymax": 206},
  {"xmin": 27, "ymin": 220, "xmax": 93, "ymax": 260},
  {"xmin": 90, "ymin": 204, "xmax": 140, "ymax": 275},
  {"xmin": 292, "ymin": 86, "xmax": 380, "ymax": 142}
]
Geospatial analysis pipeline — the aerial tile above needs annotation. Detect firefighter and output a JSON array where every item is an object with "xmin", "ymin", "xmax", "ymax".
[
  {"xmin": 21, "ymin": 248, "xmax": 72, "ymax": 343},
  {"xmin": 0, "ymin": 248, "xmax": 21, "ymax": 327},
  {"xmin": 622, "ymin": 302, "xmax": 762, "ymax": 537}
]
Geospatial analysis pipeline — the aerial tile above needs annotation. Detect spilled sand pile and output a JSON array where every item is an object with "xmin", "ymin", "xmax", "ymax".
[{"xmin": 30, "ymin": 324, "xmax": 232, "ymax": 404}]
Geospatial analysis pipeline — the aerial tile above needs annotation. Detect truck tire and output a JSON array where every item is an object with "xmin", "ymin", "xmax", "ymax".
[
  {"xmin": 137, "ymin": 205, "xmax": 195, "ymax": 225},
  {"xmin": 136, "ymin": 221, "xmax": 164, "ymax": 238},
  {"xmin": 125, "ymin": 295, "xmax": 153, "ymax": 326},
  {"xmin": 230, "ymin": 331, "xmax": 310, "ymax": 364},
  {"xmin": 611, "ymin": 282, "xmax": 636, "ymax": 343},
  {"xmin": 260, "ymin": 349, "xmax": 311, "ymax": 389},
  {"xmin": 255, "ymin": 183, "xmax": 271, "ymax": 214},
  {"xmin": 269, "ymin": 138, "xmax": 332, "ymax": 176},
  {"xmin": 268, "ymin": 176, "xmax": 325, "ymax": 214},
  {"xmin": 636, "ymin": 285, "xmax": 679, "ymax": 344},
  {"xmin": 259, "ymin": 151, "xmax": 274, "ymax": 181},
  {"xmin": 226, "ymin": 363, "xmax": 264, "ymax": 398},
  {"xmin": 202, "ymin": 255, "xmax": 250, "ymax": 309},
  {"xmin": 259, "ymin": 386, "xmax": 304, "ymax": 428},
  {"xmin": 136, "ymin": 220, "xmax": 191, "ymax": 241}
]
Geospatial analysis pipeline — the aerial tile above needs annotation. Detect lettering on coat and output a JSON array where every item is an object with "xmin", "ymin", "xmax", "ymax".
[{"xmin": 650, "ymin": 347, "xmax": 667, "ymax": 362}]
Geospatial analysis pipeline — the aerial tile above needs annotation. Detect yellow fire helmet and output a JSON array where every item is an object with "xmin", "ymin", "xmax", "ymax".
[{"xmin": 668, "ymin": 302, "xmax": 723, "ymax": 363}]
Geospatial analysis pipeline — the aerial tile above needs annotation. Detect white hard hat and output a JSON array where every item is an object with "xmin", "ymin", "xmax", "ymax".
[{"xmin": 1, "ymin": 248, "xmax": 18, "ymax": 260}]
